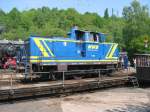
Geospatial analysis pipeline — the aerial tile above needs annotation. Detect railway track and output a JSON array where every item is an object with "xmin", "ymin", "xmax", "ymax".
[{"xmin": 0, "ymin": 76, "xmax": 134, "ymax": 101}]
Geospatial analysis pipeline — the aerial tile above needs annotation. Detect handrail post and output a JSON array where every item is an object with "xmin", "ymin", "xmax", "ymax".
[
  {"xmin": 98, "ymin": 70, "xmax": 101, "ymax": 82},
  {"xmin": 10, "ymin": 73, "xmax": 13, "ymax": 89},
  {"xmin": 62, "ymin": 71, "xmax": 65, "ymax": 87}
]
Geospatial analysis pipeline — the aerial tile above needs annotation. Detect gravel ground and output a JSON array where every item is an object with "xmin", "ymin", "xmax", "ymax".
[{"xmin": 0, "ymin": 87, "xmax": 150, "ymax": 112}]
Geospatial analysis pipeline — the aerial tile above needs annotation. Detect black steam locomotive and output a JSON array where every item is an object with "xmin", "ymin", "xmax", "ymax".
[{"xmin": 0, "ymin": 40, "xmax": 23, "ymax": 69}]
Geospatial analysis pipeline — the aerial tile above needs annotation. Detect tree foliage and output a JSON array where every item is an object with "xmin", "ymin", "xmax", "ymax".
[
  {"xmin": 104, "ymin": 8, "xmax": 109, "ymax": 19},
  {"xmin": 0, "ymin": 0, "xmax": 150, "ymax": 58},
  {"xmin": 122, "ymin": 0, "xmax": 150, "ymax": 56},
  {"xmin": 0, "ymin": 7, "xmax": 123, "ymax": 41}
]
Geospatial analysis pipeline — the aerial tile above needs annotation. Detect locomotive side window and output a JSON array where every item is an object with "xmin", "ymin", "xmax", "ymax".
[
  {"xmin": 89, "ymin": 33, "xmax": 99, "ymax": 42},
  {"xmin": 93, "ymin": 33, "xmax": 99, "ymax": 42},
  {"xmin": 75, "ymin": 30, "xmax": 85, "ymax": 41}
]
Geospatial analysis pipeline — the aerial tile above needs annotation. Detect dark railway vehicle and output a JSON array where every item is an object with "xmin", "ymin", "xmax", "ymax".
[
  {"xmin": 0, "ymin": 40, "xmax": 23, "ymax": 69},
  {"xmin": 135, "ymin": 54, "xmax": 150, "ymax": 82},
  {"xmin": 18, "ymin": 27, "xmax": 119, "ymax": 79}
]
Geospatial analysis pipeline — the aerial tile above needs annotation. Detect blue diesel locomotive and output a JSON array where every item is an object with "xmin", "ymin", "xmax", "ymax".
[{"xmin": 18, "ymin": 27, "xmax": 119, "ymax": 79}]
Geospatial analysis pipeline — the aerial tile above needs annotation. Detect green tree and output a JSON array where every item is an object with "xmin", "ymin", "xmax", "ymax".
[
  {"xmin": 122, "ymin": 0, "xmax": 150, "ymax": 56},
  {"xmin": 104, "ymin": 8, "xmax": 109, "ymax": 19},
  {"xmin": 7, "ymin": 8, "xmax": 22, "ymax": 29}
]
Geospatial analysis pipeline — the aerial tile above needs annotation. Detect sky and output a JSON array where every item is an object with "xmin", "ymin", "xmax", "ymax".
[{"xmin": 0, "ymin": 0, "xmax": 149, "ymax": 16}]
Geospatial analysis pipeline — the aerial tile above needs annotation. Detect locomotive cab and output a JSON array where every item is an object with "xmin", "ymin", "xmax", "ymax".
[{"xmin": 70, "ymin": 27, "xmax": 106, "ymax": 43}]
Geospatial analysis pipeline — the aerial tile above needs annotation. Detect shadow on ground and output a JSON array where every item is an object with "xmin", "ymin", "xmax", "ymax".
[{"xmin": 105, "ymin": 104, "xmax": 150, "ymax": 112}]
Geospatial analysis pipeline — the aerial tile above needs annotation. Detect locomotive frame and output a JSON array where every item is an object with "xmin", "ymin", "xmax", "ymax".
[{"xmin": 18, "ymin": 27, "xmax": 119, "ymax": 79}]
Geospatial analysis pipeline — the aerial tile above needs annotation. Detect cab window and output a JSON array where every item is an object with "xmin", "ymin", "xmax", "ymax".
[
  {"xmin": 89, "ymin": 33, "xmax": 99, "ymax": 42},
  {"xmin": 75, "ymin": 30, "xmax": 85, "ymax": 41}
]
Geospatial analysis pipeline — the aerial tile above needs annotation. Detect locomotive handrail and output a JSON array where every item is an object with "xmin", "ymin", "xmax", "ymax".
[
  {"xmin": 59, "ymin": 68, "xmax": 117, "ymax": 87},
  {"xmin": 28, "ymin": 68, "xmax": 117, "ymax": 74},
  {"xmin": 53, "ymin": 68, "xmax": 116, "ymax": 73}
]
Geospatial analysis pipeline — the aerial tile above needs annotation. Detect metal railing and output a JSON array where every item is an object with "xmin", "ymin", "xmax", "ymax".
[
  {"xmin": 136, "ymin": 55, "xmax": 150, "ymax": 67},
  {"xmin": 53, "ymin": 68, "xmax": 117, "ymax": 87}
]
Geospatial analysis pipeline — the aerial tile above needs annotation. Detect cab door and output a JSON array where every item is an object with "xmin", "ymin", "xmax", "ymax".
[
  {"xmin": 75, "ymin": 30, "xmax": 86, "ymax": 57},
  {"xmin": 85, "ymin": 32, "xmax": 99, "ymax": 59}
]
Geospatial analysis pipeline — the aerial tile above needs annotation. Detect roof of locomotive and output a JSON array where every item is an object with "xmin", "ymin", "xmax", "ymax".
[
  {"xmin": 28, "ymin": 36, "xmax": 75, "ymax": 40},
  {"xmin": 69, "ymin": 29, "xmax": 105, "ymax": 34},
  {"xmin": 26, "ymin": 28, "xmax": 107, "ymax": 42},
  {"xmin": 29, "ymin": 29, "xmax": 105, "ymax": 38}
]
